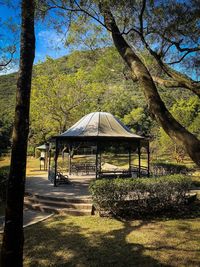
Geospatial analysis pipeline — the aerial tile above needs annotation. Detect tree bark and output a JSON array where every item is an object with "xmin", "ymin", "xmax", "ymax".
[
  {"xmin": 100, "ymin": 5, "xmax": 200, "ymax": 166},
  {"xmin": 152, "ymin": 75, "xmax": 200, "ymax": 97},
  {"xmin": 1, "ymin": 1, "xmax": 35, "ymax": 266},
  {"xmin": 163, "ymin": 66, "xmax": 200, "ymax": 98}
]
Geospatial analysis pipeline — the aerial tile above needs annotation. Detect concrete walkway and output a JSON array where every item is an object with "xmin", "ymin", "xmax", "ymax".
[
  {"xmin": 25, "ymin": 173, "xmax": 94, "ymax": 199},
  {"xmin": 0, "ymin": 209, "xmax": 53, "ymax": 233},
  {"xmin": 1, "ymin": 173, "xmax": 93, "ymax": 232}
]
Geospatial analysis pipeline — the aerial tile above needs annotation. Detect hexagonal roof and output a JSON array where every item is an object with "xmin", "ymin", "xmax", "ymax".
[{"xmin": 58, "ymin": 112, "xmax": 143, "ymax": 139}]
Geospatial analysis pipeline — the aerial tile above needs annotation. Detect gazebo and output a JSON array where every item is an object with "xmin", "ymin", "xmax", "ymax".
[{"xmin": 48, "ymin": 112, "xmax": 150, "ymax": 186}]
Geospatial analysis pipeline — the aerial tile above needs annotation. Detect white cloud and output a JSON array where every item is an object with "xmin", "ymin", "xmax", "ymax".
[{"xmin": 38, "ymin": 29, "xmax": 65, "ymax": 50}]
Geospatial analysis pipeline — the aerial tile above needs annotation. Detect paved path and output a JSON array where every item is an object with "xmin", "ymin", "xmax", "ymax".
[
  {"xmin": 190, "ymin": 188, "xmax": 200, "ymax": 198},
  {"xmin": 25, "ymin": 173, "xmax": 94, "ymax": 199},
  {"xmin": 0, "ymin": 209, "xmax": 53, "ymax": 233},
  {"xmin": 1, "ymin": 173, "xmax": 94, "ymax": 233}
]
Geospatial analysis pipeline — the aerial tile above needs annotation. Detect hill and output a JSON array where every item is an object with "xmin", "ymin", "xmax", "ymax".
[{"xmin": 0, "ymin": 47, "xmax": 198, "ymax": 161}]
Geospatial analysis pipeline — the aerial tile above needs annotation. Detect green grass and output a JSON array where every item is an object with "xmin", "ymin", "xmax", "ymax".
[
  {"xmin": 0, "ymin": 157, "xmax": 200, "ymax": 266},
  {"xmin": 0, "ymin": 156, "xmax": 47, "ymax": 177},
  {"xmin": 0, "ymin": 157, "xmax": 10, "ymax": 170},
  {"xmin": 22, "ymin": 211, "xmax": 200, "ymax": 267}
]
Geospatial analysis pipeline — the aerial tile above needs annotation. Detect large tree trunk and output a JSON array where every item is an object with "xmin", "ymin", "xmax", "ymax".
[
  {"xmin": 100, "ymin": 5, "xmax": 200, "ymax": 166},
  {"xmin": 1, "ymin": 1, "xmax": 35, "ymax": 266}
]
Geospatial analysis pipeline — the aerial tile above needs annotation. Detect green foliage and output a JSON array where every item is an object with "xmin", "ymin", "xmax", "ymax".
[
  {"xmin": 65, "ymin": 16, "xmax": 111, "ymax": 51},
  {"xmin": 0, "ymin": 73, "xmax": 17, "ymax": 153},
  {"xmin": 29, "ymin": 47, "xmax": 146, "ymax": 146},
  {"xmin": 0, "ymin": 165, "xmax": 9, "ymax": 201},
  {"xmin": 0, "ymin": 46, "xmax": 199, "ymax": 162},
  {"xmin": 89, "ymin": 175, "xmax": 191, "ymax": 217},
  {"xmin": 123, "ymin": 107, "xmax": 153, "ymax": 136},
  {"xmin": 153, "ymin": 95, "xmax": 200, "ymax": 161},
  {"xmin": 151, "ymin": 162, "xmax": 191, "ymax": 175},
  {"xmin": 172, "ymin": 96, "xmax": 200, "ymax": 131}
]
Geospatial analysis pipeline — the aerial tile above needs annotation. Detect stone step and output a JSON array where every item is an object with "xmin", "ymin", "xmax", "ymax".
[
  {"xmin": 25, "ymin": 192, "xmax": 92, "ymax": 203},
  {"xmin": 24, "ymin": 202, "xmax": 92, "ymax": 216},
  {"xmin": 24, "ymin": 197, "xmax": 92, "ymax": 210}
]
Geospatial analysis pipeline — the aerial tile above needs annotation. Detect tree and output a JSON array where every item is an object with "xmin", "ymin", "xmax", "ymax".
[
  {"xmin": 1, "ymin": 0, "xmax": 35, "ymax": 266},
  {"xmin": 100, "ymin": 2, "xmax": 200, "ymax": 166},
  {"xmin": 29, "ymin": 47, "xmax": 141, "ymax": 145},
  {"xmin": 156, "ymin": 96, "xmax": 200, "ymax": 162},
  {"xmin": 43, "ymin": 0, "xmax": 200, "ymax": 166},
  {"xmin": 30, "ymin": 63, "xmax": 91, "ymax": 142}
]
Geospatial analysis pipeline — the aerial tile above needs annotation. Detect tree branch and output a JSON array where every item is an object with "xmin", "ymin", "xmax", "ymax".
[
  {"xmin": 0, "ymin": 47, "xmax": 16, "ymax": 68},
  {"xmin": 99, "ymin": 3, "xmax": 200, "ymax": 166}
]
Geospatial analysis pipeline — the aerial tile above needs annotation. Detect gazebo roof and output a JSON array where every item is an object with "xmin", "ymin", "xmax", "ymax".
[{"xmin": 58, "ymin": 112, "xmax": 144, "ymax": 140}]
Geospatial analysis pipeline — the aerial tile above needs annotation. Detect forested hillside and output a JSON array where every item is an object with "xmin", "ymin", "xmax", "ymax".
[
  {"xmin": 0, "ymin": 72, "xmax": 17, "ymax": 151},
  {"xmin": 0, "ymin": 47, "xmax": 199, "ymax": 161}
]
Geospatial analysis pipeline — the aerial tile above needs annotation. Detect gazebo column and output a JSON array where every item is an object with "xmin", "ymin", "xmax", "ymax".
[
  {"xmin": 54, "ymin": 139, "xmax": 58, "ymax": 187},
  {"xmin": 128, "ymin": 146, "xmax": 132, "ymax": 176},
  {"xmin": 147, "ymin": 143, "xmax": 150, "ymax": 177},
  {"xmin": 69, "ymin": 146, "xmax": 72, "ymax": 175},
  {"xmin": 95, "ymin": 142, "xmax": 99, "ymax": 179},
  {"xmin": 138, "ymin": 141, "xmax": 141, "ymax": 178},
  {"xmin": 48, "ymin": 149, "xmax": 51, "ymax": 175},
  {"xmin": 99, "ymin": 149, "xmax": 102, "ymax": 173}
]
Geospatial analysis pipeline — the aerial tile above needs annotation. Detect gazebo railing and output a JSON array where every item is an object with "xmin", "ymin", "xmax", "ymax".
[
  {"xmin": 98, "ymin": 165, "xmax": 149, "ymax": 179},
  {"xmin": 70, "ymin": 163, "xmax": 96, "ymax": 175}
]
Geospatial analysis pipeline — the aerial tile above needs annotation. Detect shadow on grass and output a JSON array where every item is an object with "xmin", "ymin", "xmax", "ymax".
[
  {"xmin": 119, "ymin": 200, "xmax": 200, "ymax": 221},
  {"xmin": 23, "ymin": 199, "xmax": 200, "ymax": 266},
  {"xmin": 25, "ymin": 218, "xmax": 172, "ymax": 267}
]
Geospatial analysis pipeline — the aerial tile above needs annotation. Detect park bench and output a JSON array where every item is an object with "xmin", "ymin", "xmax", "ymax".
[
  {"xmin": 56, "ymin": 171, "xmax": 70, "ymax": 185},
  {"xmin": 71, "ymin": 163, "xmax": 96, "ymax": 175}
]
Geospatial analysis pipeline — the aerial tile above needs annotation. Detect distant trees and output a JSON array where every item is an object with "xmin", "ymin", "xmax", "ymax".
[
  {"xmin": 41, "ymin": 0, "xmax": 200, "ymax": 166},
  {"xmin": 29, "ymin": 47, "xmax": 147, "ymax": 146},
  {"xmin": 0, "ymin": 73, "xmax": 17, "ymax": 154},
  {"xmin": 0, "ymin": 1, "xmax": 199, "ymax": 165},
  {"xmin": 156, "ymin": 96, "xmax": 200, "ymax": 162}
]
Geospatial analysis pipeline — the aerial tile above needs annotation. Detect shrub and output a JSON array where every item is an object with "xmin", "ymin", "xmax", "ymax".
[
  {"xmin": 0, "ymin": 166, "xmax": 9, "ymax": 201},
  {"xmin": 89, "ymin": 175, "xmax": 191, "ymax": 217},
  {"xmin": 151, "ymin": 162, "xmax": 190, "ymax": 176}
]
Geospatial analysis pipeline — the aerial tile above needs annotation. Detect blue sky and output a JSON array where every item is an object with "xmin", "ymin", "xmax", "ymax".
[
  {"xmin": 0, "ymin": 1, "xmax": 198, "ymax": 80},
  {"xmin": 0, "ymin": 2, "xmax": 69, "ymax": 74}
]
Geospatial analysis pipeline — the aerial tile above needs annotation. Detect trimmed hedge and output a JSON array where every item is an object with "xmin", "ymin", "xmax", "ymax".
[{"xmin": 89, "ymin": 175, "xmax": 191, "ymax": 217}]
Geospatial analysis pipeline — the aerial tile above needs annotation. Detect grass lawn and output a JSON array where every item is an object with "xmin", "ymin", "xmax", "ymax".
[
  {"xmin": 22, "ymin": 212, "xmax": 200, "ymax": 267},
  {"xmin": 0, "ymin": 157, "xmax": 200, "ymax": 266},
  {"xmin": 0, "ymin": 156, "xmax": 47, "ymax": 177}
]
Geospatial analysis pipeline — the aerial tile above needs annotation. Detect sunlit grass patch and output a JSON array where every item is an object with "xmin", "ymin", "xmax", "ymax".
[{"xmin": 22, "ymin": 214, "xmax": 200, "ymax": 267}]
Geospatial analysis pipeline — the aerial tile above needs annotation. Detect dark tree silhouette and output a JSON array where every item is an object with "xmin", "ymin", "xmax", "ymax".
[{"xmin": 1, "ymin": 0, "xmax": 35, "ymax": 266}]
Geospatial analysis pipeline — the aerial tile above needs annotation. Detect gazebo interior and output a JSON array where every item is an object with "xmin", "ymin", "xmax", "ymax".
[{"xmin": 48, "ymin": 112, "xmax": 150, "ymax": 186}]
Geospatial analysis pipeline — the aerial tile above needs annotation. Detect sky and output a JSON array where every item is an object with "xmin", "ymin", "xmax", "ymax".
[
  {"xmin": 0, "ymin": 1, "xmax": 70, "ymax": 74},
  {"xmin": 0, "ymin": 1, "xmax": 198, "ymax": 80}
]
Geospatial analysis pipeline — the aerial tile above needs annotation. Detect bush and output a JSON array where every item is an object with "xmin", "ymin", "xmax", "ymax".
[
  {"xmin": 89, "ymin": 175, "xmax": 191, "ymax": 217},
  {"xmin": 0, "ymin": 166, "xmax": 9, "ymax": 201},
  {"xmin": 151, "ymin": 162, "xmax": 190, "ymax": 176}
]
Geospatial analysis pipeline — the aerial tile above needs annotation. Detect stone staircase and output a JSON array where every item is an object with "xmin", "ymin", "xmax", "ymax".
[{"xmin": 24, "ymin": 193, "xmax": 93, "ymax": 216}]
